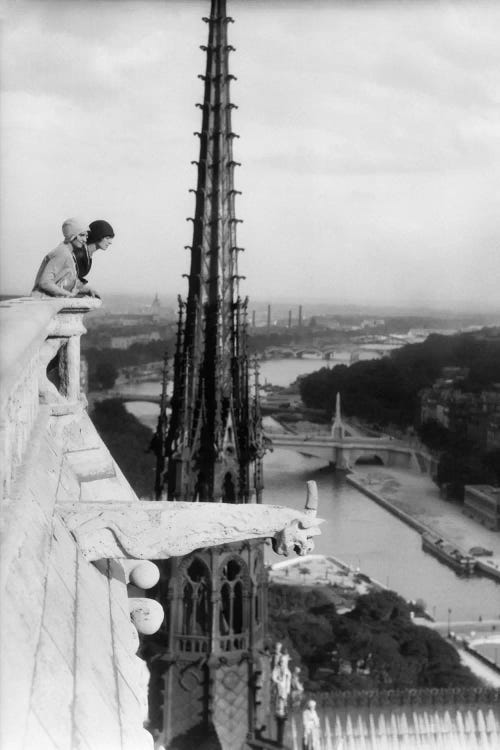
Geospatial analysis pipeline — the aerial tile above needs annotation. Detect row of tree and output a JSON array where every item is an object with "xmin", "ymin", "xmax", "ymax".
[
  {"xmin": 83, "ymin": 337, "xmax": 175, "ymax": 391},
  {"xmin": 298, "ymin": 331, "xmax": 500, "ymax": 427},
  {"xmin": 268, "ymin": 585, "xmax": 479, "ymax": 692},
  {"xmin": 297, "ymin": 331, "xmax": 500, "ymax": 494},
  {"xmin": 91, "ymin": 399, "xmax": 156, "ymax": 498}
]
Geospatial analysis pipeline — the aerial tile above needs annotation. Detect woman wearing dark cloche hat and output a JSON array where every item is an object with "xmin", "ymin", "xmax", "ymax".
[{"xmin": 73, "ymin": 219, "xmax": 115, "ymax": 298}]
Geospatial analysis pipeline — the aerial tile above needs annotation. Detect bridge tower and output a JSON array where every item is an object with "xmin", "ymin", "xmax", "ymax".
[
  {"xmin": 331, "ymin": 392, "xmax": 350, "ymax": 469},
  {"xmin": 148, "ymin": 3, "xmax": 270, "ymax": 749},
  {"xmin": 331, "ymin": 391, "xmax": 346, "ymax": 440}
]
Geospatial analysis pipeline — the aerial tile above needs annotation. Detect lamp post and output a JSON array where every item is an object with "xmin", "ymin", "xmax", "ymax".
[{"xmin": 447, "ymin": 608, "xmax": 452, "ymax": 637}]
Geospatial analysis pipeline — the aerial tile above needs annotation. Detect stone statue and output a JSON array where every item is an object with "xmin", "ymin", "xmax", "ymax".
[
  {"xmin": 58, "ymin": 481, "xmax": 322, "ymax": 561},
  {"xmin": 253, "ymin": 646, "xmax": 272, "ymax": 735},
  {"xmin": 271, "ymin": 650, "xmax": 292, "ymax": 719},
  {"xmin": 302, "ymin": 700, "xmax": 321, "ymax": 750},
  {"xmin": 271, "ymin": 642, "xmax": 283, "ymax": 671}
]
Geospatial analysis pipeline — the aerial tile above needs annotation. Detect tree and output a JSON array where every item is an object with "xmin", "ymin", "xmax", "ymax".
[
  {"xmin": 482, "ymin": 450, "xmax": 500, "ymax": 484},
  {"xmin": 91, "ymin": 399, "xmax": 156, "ymax": 498},
  {"xmin": 418, "ymin": 419, "xmax": 451, "ymax": 453},
  {"xmin": 91, "ymin": 360, "xmax": 118, "ymax": 390}
]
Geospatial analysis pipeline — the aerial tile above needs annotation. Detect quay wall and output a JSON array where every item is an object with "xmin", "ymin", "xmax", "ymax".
[
  {"xmin": 346, "ymin": 472, "xmax": 500, "ymax": 585},
  {"xmin": 463, "ymin": 642, "xmax": 500, "ymax": 677},
  {"xmin": 346, "ymin": 472, "xmax": 429, "ymax": 534}
]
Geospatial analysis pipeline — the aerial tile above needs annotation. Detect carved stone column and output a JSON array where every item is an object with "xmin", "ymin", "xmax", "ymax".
[{"xmin": 48, "ymin": 308, "xmax": 87, "ymax": 406}]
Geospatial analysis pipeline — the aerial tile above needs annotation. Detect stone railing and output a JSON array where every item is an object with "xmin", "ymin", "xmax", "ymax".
[
  {"xmin": 0, "ymin": 296, "xmax": 101, "ymax": 501},
  {"xmin": 305, "ymin": 686, "xmax": 500, "ymax": 709}
]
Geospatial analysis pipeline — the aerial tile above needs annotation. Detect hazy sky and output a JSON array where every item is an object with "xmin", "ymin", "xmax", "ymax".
[{"xmin": 2, "ymin": 0, "xmax": 500, "ymax": 310}]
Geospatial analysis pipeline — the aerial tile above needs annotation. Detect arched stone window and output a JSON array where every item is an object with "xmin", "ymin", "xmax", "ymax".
[
  {"xmin": 219, "ymin": 558, "xmax": 246, "ymax": 637},
  {"xmin": 181, "ymin": 558, "xmax": 211, "ymax": 636}
]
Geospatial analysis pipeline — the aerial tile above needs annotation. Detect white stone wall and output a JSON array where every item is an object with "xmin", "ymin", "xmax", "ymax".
[{"xmin": 0, "ymin": 408, "xmax": 152, "ymax": 750}]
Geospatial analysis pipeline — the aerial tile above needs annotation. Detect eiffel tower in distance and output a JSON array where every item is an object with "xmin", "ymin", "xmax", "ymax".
[{"xmin": 148, "ymin": 2, "xmax": 272, "ymax": 748}]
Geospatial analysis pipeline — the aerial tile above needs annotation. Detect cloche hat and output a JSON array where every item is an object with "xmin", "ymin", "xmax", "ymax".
[
  {"xmin": 87, "ymin": 220, "xmax": 115, "ymax": 246},
  {"xmin": 62, "ymin": 217, "xmax": 89, "ymax": 241}
]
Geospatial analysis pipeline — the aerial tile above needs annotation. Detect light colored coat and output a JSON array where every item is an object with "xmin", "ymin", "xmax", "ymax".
[{"xmin": 32, "ymin": 243, "xmax": 82, "ymax": 297}]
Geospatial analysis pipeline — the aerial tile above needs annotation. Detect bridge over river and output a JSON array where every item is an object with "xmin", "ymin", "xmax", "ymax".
[
  {"xmin": 269, "ymin": 430, "xmax": 432, "ymax": 472},
  {"xmin": 91, "ymin": 389, "xmax": 162, "ymax": 405},
  {"xmin": 261, "ymin": 341, "xmax": 402, "ymax": 362},
  {"xmin": 267, "ymin": 394, "xmax": 433, "ymax": 472},
  {"xmin": 101, "ymin": 389, "xmax": 432, "ymax": 472}
]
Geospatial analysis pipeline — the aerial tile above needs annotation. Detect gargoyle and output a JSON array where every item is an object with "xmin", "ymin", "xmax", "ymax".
[{"xmin": 58, "ymin": 481, "xmax": 323, "ymax": 561}]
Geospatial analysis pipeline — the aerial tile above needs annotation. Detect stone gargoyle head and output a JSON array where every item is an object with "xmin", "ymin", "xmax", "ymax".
[{"xmin": 271, "ymin": 517, "xmax": 322, "ymax": 557}]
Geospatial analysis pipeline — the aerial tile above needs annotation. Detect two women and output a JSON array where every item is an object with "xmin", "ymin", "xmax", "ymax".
[{"xmin": 32, "ymin": 218, "xmax": 114, "ymax": 298}]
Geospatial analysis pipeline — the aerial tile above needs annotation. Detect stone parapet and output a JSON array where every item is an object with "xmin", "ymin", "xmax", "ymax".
[{"xmin": 0, "ymin": 297, "xmax": 101, "ymax": 498}]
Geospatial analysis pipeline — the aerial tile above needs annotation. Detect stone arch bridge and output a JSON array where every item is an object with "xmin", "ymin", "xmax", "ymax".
[
  {"xmin": 268, "ymin": 431, "xmax": 432, "ymax": 472},
  {"xmin": 103, "ymin": 391, "xmax": 432, "ymax": 473}
]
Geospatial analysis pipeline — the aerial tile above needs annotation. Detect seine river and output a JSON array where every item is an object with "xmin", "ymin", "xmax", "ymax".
[{"xmin": 123, "ymin": 359, "xmax": 500, "ymax": 623}]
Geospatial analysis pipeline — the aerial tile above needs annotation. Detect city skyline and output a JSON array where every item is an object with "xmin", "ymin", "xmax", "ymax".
[{"xmin": 2, "ymin": 0, "xmax": 500, "ymax": 311}]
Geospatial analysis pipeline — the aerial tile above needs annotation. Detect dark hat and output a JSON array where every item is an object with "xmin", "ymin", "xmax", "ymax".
[{"xmin": 87, "ymin": 219, "xmax": 115, "ymax": 245}]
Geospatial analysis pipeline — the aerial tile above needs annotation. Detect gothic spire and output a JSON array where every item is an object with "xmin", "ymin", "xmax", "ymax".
[{"xmin": 160, "ymin": 0, "xmax": 263, "ymax": 503}]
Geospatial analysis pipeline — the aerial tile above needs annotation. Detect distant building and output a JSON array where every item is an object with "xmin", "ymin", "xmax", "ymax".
[
  {"xmin": 151, "ymin": 293, "xmax": 161, "ymax": 322},
  {"xmin": 110, "ymin": 331, "xmax": 161, "ymax": 349},
  {"xmin": 463, "ymin": 484, "xmax": 500, "ymax": 530},
  {"xmin": 420, "ymin": 372, "xmax": 500, "ymax": 450},
  {"xmin": 441, "ymin": 367, "xmax": 469, "ymax": 381},
  {"xmin": 487, "ymin": 415, "xmax": 500, "ymax": 451},
  {"xmin": 408, "ymin": 328, "xmax": 458, "ymax": 343},
  {"xmin": 311, "ymin": 316, "xmax": 342, "ymax": 330},
  {"xmin": 361, "ymin": 318, "xmax": 385, "ymax": 328}
]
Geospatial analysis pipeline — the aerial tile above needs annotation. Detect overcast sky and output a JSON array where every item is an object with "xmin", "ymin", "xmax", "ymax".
[{"xmin": 1, "ymin": 0, "xmax": 500, "ymax": 311}]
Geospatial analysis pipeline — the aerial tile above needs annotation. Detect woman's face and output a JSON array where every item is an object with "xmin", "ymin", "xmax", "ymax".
[
  {"xmin": 72, "ymin": 231, "xmax": 88, "ymax": 249},
  {"xmin": 97, "ymin": 236, "xmax": 113, "ymax": 250}
]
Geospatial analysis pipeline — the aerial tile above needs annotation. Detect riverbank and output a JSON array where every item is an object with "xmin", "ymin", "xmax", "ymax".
[
  {"xmin": 348, "ymin": 466, "xmax": 500, "ymax": 581},
  {"xmin": 268, "ymin": 554, "xmax": 381, "ymax": 613}
]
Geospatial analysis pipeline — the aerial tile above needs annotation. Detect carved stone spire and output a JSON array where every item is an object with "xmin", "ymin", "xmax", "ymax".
[
  {"xmin": 148, "ymin": 6, "xmax": 272, "ymax": 747},
  {"xmin": 161, "ymin": 0, "xmax": 262, "ymax": 504}
]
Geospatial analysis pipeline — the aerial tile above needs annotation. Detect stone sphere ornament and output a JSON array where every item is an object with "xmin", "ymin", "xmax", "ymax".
[
  {"xmin": 129, "ymin": 561, "xmax": 160, "ymax": 589},
  {"xmin": 129, "ymin": 598, "xmax": 164, "ymax": 635}
]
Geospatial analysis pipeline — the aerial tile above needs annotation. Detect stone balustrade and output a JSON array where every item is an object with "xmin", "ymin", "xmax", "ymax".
[{"xmin": 0, "ymin": 296, "xmax": 101, "ymax": 500}]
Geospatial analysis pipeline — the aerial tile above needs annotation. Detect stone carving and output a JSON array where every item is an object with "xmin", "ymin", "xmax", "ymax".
[
  {"xmin": 302, "ymin": 700, "xmax": 321, "ymax": 750},
  {"xmin": 291, "ymin": 666, "xmax": 304, "ymax": 708},
  {"xmin": 271, "ymin": 649, "xmax": 292, "ymax": 718},
  {"xmin": 58, "ymin": 481, "xmax": 322, "ymax": 561},
  {"xmin": 38, "ymin": 337, "xmax": 65, "ymax": 404},
  {"xmin": 122, "ymin": 559, "xmax": 160, "ymax": 588},
  {"xmin": 129, "ymin": 598, "xmax": 165, "ymax": 635},
  {"xmin": 253, "ymin": 646, "xmax": 272, "ymax": 735}
]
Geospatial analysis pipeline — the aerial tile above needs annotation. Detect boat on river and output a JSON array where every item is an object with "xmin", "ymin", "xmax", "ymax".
[{"xmin": 421, "ymin": 532, "xmax": 477, "ymax": 576}]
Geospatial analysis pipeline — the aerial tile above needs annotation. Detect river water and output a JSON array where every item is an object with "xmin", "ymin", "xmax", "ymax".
[{"xmin": 122, "ymin": 359, "xmax": 500, "ymax": 623}]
